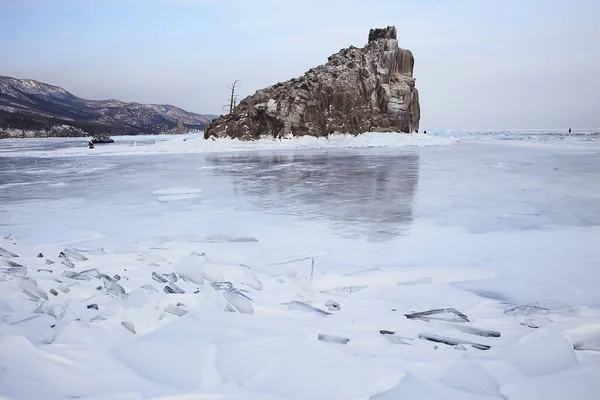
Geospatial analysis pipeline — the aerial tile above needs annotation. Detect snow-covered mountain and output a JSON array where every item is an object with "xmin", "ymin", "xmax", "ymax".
[{"xmin": 0, "ymin": 75, "xmax": 216, "ymax": 137}]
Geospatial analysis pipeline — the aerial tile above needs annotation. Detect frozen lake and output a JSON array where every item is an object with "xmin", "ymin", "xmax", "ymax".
[
  {"xmin": 1, "ymin": 135, "xmax": 599, "ymax": 307},
  {"xmin": 1, "ymin": 133, "xmax": 600, "ymax": 400}
]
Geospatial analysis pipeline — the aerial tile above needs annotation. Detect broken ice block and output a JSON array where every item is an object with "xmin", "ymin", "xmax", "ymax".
[
  {"xmin": 101, "ymin": 274, "xmax": 126, "ymax": 297},
  {"xmin": 164, "ymin": 282, "xmax": 185, "ymax": 294},
  {"xmin": 121, "ymin": 321, "xmax": 136, "ymax": 334},
  {"xmin": 442, "ymin": 323, "xmax": 501, "ymax": 338},
  {"xmin": 211, "ymin": 281, "xmax": 233, "ymax": 291},
  {"xmin": 73, "ymin": 247, "xmax": 106, "ymax": 255},
  {"xmin": 141, "ymin": 284, "xmax": 158, "ymax": 292},
  {"xmin": 224, "ymin": 303, "xmax": 237, "ymax": 312},
  {"xmin": 387, "ymin": 336, "xmax": 411, "ymax": 345},
  {"xmin": 3, "ymin": 234, "xmax": 16, "ymax": 241},
  {"xmin": 0, "ymin": 258, "xmax": 23, "ymax": 268},
  {"xmin": 418, "ymin": 333, "xmax": 490, "ymax": 350},
  {"xmin": 504, "ymin": 304, "xmax": 550, "ymax": 316},
  {"xmin": 164, "ymin": 286, "xmax": 176, "ymax": 294},
  {"xmin": 37, "ymin": 253, "xmax": 44, "ymax": 258},
  {"xmin": 239, "ymin": 264, "xmax": 263, "ymax": 290},
  {"xmin": 61, "ymin": 258, "xmax": 75, "ymax": 268},
  {"xmin": 113, "ymin": 274, "xmax": 121, "ymax": 281},
  {"xmin": 573, "ymin": 337, "xmax": 600, "ymax": 352},
  {"xmin": 0, "ymin": 246, "xmax": 18, "ymax": 258},
  {"xmin": 49, "ymin": 289, "xmax": 58, "ymax": 296},
  {"xmin": 18, "ymin": 278, "xmax": 49, "ymax": 300},
  {"xmin": 163, "ymin": 272, "xmax": 178, "ymax": 282},
  {"xmin": 57, "ymin": 285, "xmax": 70, "ymax": 293},
  {"xmin": 45, "ymin": 259, "xmax": 55, "ymax": 265},
  {"xmin": 152, "ymin": 271, "xmax": 169, "ymax": 283},
  {"xmin": 223, "ymin": 289, "xmax": 254, "ymax": 314},
  {"xmin": 318, "ymin": 334, "xmax": 350, "ymax": 345},
  {"xmin": 287, "ymin": 301, "xmax": 331, "ymax": 317},
  {"xmin": 1, "ymin": 265, "xmax": 27, "ymax": 277},
  {"xmin": 61, "ymin": 268, "xmax": 100, "ymax": 281},
  {"xmin": 405, "ymin": 308, "xmax": 470, "ymax": 323},
  {"xmin": 175, "ymin": 253, "xmax": 205, "ymax": 285},
  {"xmin": 164, "ymin": 304, "xmax": 188, "ymax": 317},
  {"xmin": 87, "ymin": 304, "xmax": 99, "ymax": 310},
  {"xmin": 325, "ymin": 299, "xmax": 341, "ymax": 311},
  {"xmin": 63, "ymin": 248, "xmax": 88, "ymax": 261},
  {"xmin": 122, "ymin": 289, "xmax": 148, "ymax": 308}
]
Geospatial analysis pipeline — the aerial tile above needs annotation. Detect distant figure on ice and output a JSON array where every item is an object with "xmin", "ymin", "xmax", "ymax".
[
  {"xmin": 424, "ymin": 130, "xmax": 427, "ymax": 134},
  {"xmin": 569, "ymin": 128, "xmax": 572, "ymax": 133},
  {"xmin": 88, "ymin": 141, "xmax": 94, "ymax": 149}
]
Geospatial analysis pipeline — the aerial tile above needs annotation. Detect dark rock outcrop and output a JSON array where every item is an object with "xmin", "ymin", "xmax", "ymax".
[{"xmin": 205, "ymin": 26, "xmax": 420, "ymax": 140}]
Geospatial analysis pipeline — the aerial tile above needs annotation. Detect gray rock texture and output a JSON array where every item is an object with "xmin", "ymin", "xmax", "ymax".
[{"xmin": 205, "ymin": 26, "xmax": 420, "ymax": 140}]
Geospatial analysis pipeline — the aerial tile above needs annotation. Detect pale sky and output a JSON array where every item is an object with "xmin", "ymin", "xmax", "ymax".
[{"xmin": 1, "ymin": 0, "xmax": 599, "ymax": 130}]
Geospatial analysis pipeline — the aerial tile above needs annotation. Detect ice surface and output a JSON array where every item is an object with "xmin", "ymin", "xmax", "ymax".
[
  {"xmin": 173, "ymin": 253, "xmax": 205, "ymax": 285},
  {"xmin": 1, "ymin": 134, "xmax": 599, "ymax": 399}
]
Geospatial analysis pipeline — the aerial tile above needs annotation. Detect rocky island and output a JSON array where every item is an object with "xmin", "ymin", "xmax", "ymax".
[{"xmin": 205, "ymin": 26, "xmax": 420, "ymax": 140}]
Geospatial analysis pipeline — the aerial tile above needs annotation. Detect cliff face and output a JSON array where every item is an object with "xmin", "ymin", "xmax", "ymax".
[{"xmin": 205, "ymin": 26, "xmax": 420, "ymax": 140}]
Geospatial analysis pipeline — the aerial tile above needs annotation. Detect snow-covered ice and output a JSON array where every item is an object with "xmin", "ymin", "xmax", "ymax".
[{"xmin": 0, "ymin": 131, "xmax": 599, "ymax": 399}]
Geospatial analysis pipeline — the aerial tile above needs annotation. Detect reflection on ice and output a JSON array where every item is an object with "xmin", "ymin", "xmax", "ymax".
[{"xmin": 205, "ymin": 152, "xmax": 420, "ymax": 241}]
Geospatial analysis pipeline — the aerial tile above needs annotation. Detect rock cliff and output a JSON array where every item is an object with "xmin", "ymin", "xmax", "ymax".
[{"xmin": 205, "ymin": 26, "xmax": 420, "ymax": 140}]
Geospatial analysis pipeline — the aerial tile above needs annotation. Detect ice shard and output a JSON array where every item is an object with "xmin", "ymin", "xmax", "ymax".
[
  {"xmin": 211, "ymin": 281, "xmax": 233, "ymax": 291},
  {"xmin": 164, "ymin": 282, "xmax": 185, "ymax": 294},
  {"xmin": 141, "ymin": 284, "xmax": 158, "ymax": 292},
  {"xmin": 0, "ymin": 258, "xmax": 23, "ymax": 268},
  {"xmin": 239, "ymin": 264, "xmax": 263, "ymax": 290},
  {"xmin": 121, "ymin": 321, "xmax": 136, "ymax": 334},
  {"xmin": 442, "ymin": 323, "xmax": 501, "ymax": 338},
  {"xmin": 418, "ymin": 333, "xmax": 490, "ymax": 350},
  {"xmin": 504, "ymin": 304, "xmax": 550, "ymax": 316},
  {"xmin": 18, "ymin": 278, "xmax": 49, "ymax": 300},
  {"xmin": 573, "ymin": 337, "xmax": 600, "ymax": 352},
  {"xmin": 318, "ymin": 334, "xmax": 350, "ymax": 345},
  {"xmin": 405, "ymin": 308, "xmax": 470, "ymax": 323},
  {"xmin": 63, "ymin": 248, "xmax": 88, "ymax": 261},
  {"xmin": 0, "ymin": 246, "xmax": 18, "ymax": 258},
  {"xmin": 100, "ymin": 274, "xmax": 126, "ymax": 297},
  {"xmin": 73, "ymin": 247, "xmax": 106, "ymax": 255},
  {"xmin": 325, "ymin": 299, "xmax": 341, "ymax": 311},
  {"xmin": 49, "ymin": 289, "xmax": 58, "ymax": 296},
  {"xmin": 223, "ymin": 289, "xmax": 254, "ymax": 314},
  {"xmin": 386, "ymin": 336, "xmax": 411, "ymax": 345},
  {"xmin": 164, "ymin": 304, "xmax": 188, "ymax": 317},
  {"xmin": 45, "ymin": 259, "xmax": 55, "ymax": 265},
  {"xmin": 62, "ymin": 268, "xmax": 101, "ymax": 281},
  {"xmin": 287, "ymin": 301, "xmax": 332, "ymax": 317},
  {"xmin": 57, "ymin": 285, "xmax": 70, "ymax": 293},
  {"xmin": 152, "ymin": 271, "xmax": 169, "ymax": 283},
  {"xmin": 163, "ymin": 272, "xmax": 178, "ymax": 282},
  {"xmin": 61, "ymin": 258, "xmax": 75, "ymax": 268}
]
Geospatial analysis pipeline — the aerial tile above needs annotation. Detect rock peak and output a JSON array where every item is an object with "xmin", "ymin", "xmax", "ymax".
[
  {"xmin": 368, "ymin": 26, "xmax": 397, "ymax": 42},
  {"xmin": 205, "ymin": 26, "xmax": 419, "ymax": 140}
]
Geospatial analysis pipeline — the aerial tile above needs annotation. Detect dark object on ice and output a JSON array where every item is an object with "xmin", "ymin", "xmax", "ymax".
[
  {"xmin": 37, "ymin": 268, "xmax": 53, "ymax": 273},
  {"xmin": 405, "ymin": 308, "xmax": 470, "ymax": 323},
  {"xmin": 87, "ymin": 304, "xmax": 99, "ymax": 310},
  {"xmin": 113, "ymin": 274, "xmax": 121, "ymax": 281},
  {"xmin": 50, "ymin": 324, "xmax": 56, "ymax": 328},
  {"xmin": 49, "ymin": 288, "xmax": 58, "ymax": 296},
  {"xmin": 91, "ymin": 132, "xmax": 114, "ymax": 144},
  {"xmin": 569, "ymin": 128, "xmax": 572, "ymax": 133},
  {"xmin": 152, "ymin": 271, "xmax": 168, "ymax": 283},
  {"xmin": 37, "ymin": 253, "xmax": 44, "ymax": 258},
  {"xmin": 96, "ymin": 286, "xmax": 102, "ymax": 290},
  {"xmin": 88, "ymin": 141, "xmax": 94, "ymax": 149},
  {"xmin": 418, "ymin": 333, "xmax": 490, "ymax": 350},
  {"xmin": 504, "ymin": 304, "xmax": 550, "ymax": 316},
  {"xmin": 573, "ymin": 337, "xmax": 600, "ymax": 352},
  {"xmin": 0, "ymin": 246, "xmax": 19, "ymax": 258},
  {"xmin": 45, "ymin": 259, "xmax": 55, "ymax": 265},
  {"xmin": 58, "ymin": 251, "xmax": 66, "ymax": 258},
  {"xmin": 318, "ymin": 334, "xmax": 350, "ymax": 345},
  {"xmin": 424, "ymin": 130, "xmax": 427, "ymax": 134},
  {"xmin": 380, "ymin": 330, "xmax": 396, "ymax": 335}
]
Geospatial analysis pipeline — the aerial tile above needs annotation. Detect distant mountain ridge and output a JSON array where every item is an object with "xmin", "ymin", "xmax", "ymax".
[{"xmin": 0, "ymin": 75, "xmax": 216, "ymax": 138}]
